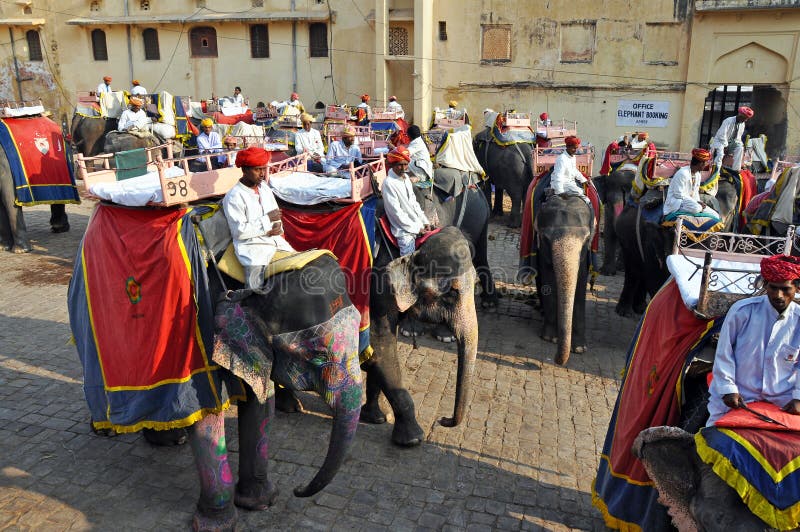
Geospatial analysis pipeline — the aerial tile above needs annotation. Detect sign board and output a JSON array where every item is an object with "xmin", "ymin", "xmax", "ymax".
[{"xmin": 616, "ymin": 100, "xmax": 670, "ymax": 128}]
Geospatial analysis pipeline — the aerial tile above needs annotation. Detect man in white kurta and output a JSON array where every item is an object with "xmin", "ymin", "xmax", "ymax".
[
  {"xmin": 96, "ymin": 76, "xmax": 112, "ymax": 95},
  {"xmin": 662, "ymin": 149, "xmax": 719, "ymax": 220},
  {"xmin": 196, "ymin": 118, "xmax": 225, "ymax": 166},
  {"xmin": 222, "ymin": 147, "xmax": 294, "ymax": 289},
  {"xmin": 324, "ymin": 126, "xmax": 362, "ymax": 174},
  {"xmin": 406, "ymin": 125, "xmax": 433, "ymax": 184},
  {"xmin": 231, "ymin": 86, "xmax": 245, "ymax": 106},
  {"xmin": 550, "ymin": 136, "xmax": 588, "ymax": 201},
  {"xmin": 709, "ymin": 106, "xmax": 753, "ymax": 171},
  {"xmin": 294, "ymin": 113, "xmax": 326, "ymax": 172},
  {"xmin": 386, "ymin": 96, "xmax": 405, "ymax": 119},
  {"xmin": 117, "ymin": 97, "xmax": 151, "ymax": 131},
  {"xmin": 131, "ymin": 80, "xmax": 147, "ymax": 96},
  {"xmin": 382, "ymin": 147, "xmax": 431, "ymax": 255},
  {"xmin": 706, "ymin": 254, "xmax": 800, "ymax": 425}
]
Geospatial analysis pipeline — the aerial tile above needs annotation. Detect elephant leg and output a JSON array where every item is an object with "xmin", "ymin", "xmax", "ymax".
[
  {"xmin": 538, "ymin": 250, "xmax": 559, "ymax": 343},
  {"xmin": 600, "ymin": 205, "xmax": 618, "ymax": 276},
  {"xmin": 364, "ymin": 335, "xmax": 424, "ymax": 447},
  {"xmin": 492, "ymin": 186, "xmax": 504, "ymax": 216},
  {"xmin": 475, "ymin": 220, "xmax": 499, "ymax": 309},
  {"xmin": 49, "ymin": 204, "xmax": 70, "ymax": 233},
  {"xmin": 0, "ymin": 180, "xmax": 30, "ymax": 252},
  {"xmin": 507, "ymin": 186, "xmax": 523, "ymax": 228},
  {"xmin": 189, "ymin": 412, "xmax": 237, "ymax": 532},
  {"xmin": 359, "ymin": 369, "xmax": 386, "ymax": 424},
  {"xmin": 235, "ymin": 387, "xmax": 278, "ymax": 511}
]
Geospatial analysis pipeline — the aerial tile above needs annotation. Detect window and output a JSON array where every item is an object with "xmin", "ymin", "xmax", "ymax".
[
  {"xmin": 251, "ymin": 0, "xmax": 264, "ymax": 6},
  {"xmin": 90, "ymin": 1, "xmax": 101, "ymax": 11},
  {"xmin": 309, "ymin": 23, "xmax": 328, "ymax": 57},
  {"xmin": 23, "ymin": 6, "xmax": 32, "ymax": 14},
  {"xmin": 143, "ymin": 28, "xmax": 160, "ymax": 60},
  {"xmin": 481, "ymin": 25, "xmax": 511, "ymax": 63},
  {"xmin": 439, "ymin": 21, "xmax": 447, "ymax": 41},
  {"xmin": 189, "ymin": 27, "xmax": 218, "ymax": 58},
  {"xmin": 559, "ymin": 22, "xmax": 595, "ymax": 63},
  {"xmin": 140, "ymin": 0, "xmax": 150, "ymax": 10},
  {"xmin": 91, "ymin": 29, "xmax": 108, "ymax": 61},
  {"xmin": 388, "ymin": 27, "xmax": 408, "ymax": 56},
  {"xmin": 250, "ymin": 24, "xmax": 269, "ymax": 58},
  {"xmin": 26, "ymin": 30, "xmax": 42, "ymax": 61}
]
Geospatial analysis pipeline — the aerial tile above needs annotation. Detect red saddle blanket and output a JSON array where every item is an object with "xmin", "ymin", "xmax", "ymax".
[{"xmin": 378, "ymin": 215, "xmax": 441, "ymax": 250}]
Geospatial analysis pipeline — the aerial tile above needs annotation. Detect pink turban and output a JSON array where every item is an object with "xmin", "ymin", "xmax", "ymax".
[
  {"xmin": 761, "ymin": 255, "xmax": 800, "ymax": 282},
  {"xmin": 738, "ymin": 106, "xmax": 754, "ymax": 118}
]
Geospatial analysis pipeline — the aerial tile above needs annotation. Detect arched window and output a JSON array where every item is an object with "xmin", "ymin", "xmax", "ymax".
[
  {"xmin": 142, "ymin": 28, "xmax": 160, "ymax": 60},
  {"xmin": 309, "ymin": 23, "xmax": 327, "ymax": 57},
  {"xmin": 189, "ymin": 27, "xmax": 217, "ymax": 58},
  {"xmin": 26, "ymin": 30, "xmax": 43, "ymax": 61},
  {"xmin": 91, "ymin": 29, "xmax": 108, "ymax": 61}
]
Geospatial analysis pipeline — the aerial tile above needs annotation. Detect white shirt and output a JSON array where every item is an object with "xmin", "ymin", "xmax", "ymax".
[
  {"xmin": 326, "ymin": 141, "xmax": 362, "ymax": 169},
  {"xmin": 232, "ymin": 93, "xmax": 244, "ymax": 105},
  {"xmin": 222, "ymin": 181, "xmax": 294, "ymax": 267},
  {"xmin": 294, "ymin": 127, "xmax": 326, "ymax": 160},
  {"xmin": 197, "ymin": 131, "xmax": 222, "ymax": 153},
  {"xmin": 97, "ymin": 82, "xmax": 112, "ymax": 94},
  {"xmin": 131, "ymin": 86, "xmax": 148, "ymax": 96},
  {"xmin": 711, "ymin": 116, "xmax": 746, "ymax": 150},
  {"xmin": 550, "ymin": 152, "xmax": 587, "ymax": 196},
  {"xmin": 662, "ymin": 165, "xmax": 702, "ymax": 215},
  {"xmin": 386, "ymin": 100, "xmax": 405, "ymax": 118},
  {"xmin": 117, "ymin": 109, "xmax": 150, "ymax": 131},
  {"xmin": 707, "ymin": 296, "xmax": 800, "ymax": 425},
  {"xmin": 357, "ymin": 102, "xmax": 372, "ymax": 120},
  {"xmin": 382, "ymin": 169, "xmax": 430, "ymax": 237},
  {"xmin": 407, "ymin": 136, "xmax": 433, "ymax": 181}
]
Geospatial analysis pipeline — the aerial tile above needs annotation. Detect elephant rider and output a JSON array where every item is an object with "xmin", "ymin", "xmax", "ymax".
[
  {"xmin": 629, "ymin": 131, "xmax": 656, "ymax": 157},
  {"xmin": 294, "ymin": 112, "xmax": 326, "ymax": 172},
  {"xmin": 550, "ymin": 136, "xmax": 589, "ymax": 203},
  {"xmin": 383, "ymin": 146, "xmax": 433, "ymax": 255},
  {"xmin": 96, "ymin": 75, "xmax": 112, "ymax": 97},
  {"xmin": 197, "ymin": 118, "xmax": 225, "ymax": 167},
  {"xmin": 406, "ymin": 125, "xmax": 433, "ymax": 186},
  {"xmin": 662, "ymin": 148, "xmax": 720, "ymax": 220},
  {"xmin": 356, "ymin": 94, "xmax": 372, "ymax": 125},
  {"xmin": 324, "ymin": 125, "xmax": 362, "ymax": 175},
  {"xmin": 535, "ymin": 112, "xmax": 552, "ymax": 148},
  {"xmin": 117, "ymin": 97, "xmax": 153, "ymax": 133},
  {"xmin": 221, "ymin": 136, "xmax": 238, "ymax": 167},
  {"xmin": 709, "ymin": 106, "xmax": 753, "ymax": 171},
  {"xmin": 706, "ymin": 253, "xmax": 800, "ymax": 426},
  {"xmin": 231, "ymin": 86, "xmax": 245, "ymax": 106},
  {"xmin": 386, "ymin": 95, "xmax": 405, "ymax": 119},
  {"xmin": 287, "ymin": 92, "xmax": 304, "ymax": 113},
  {"xmin": 222, "ymin": 147, "xmax": 295, "ymax": 289},
  {"xmin": 130, "ymin": 79, "xmax": 147, "ymax": 96}
]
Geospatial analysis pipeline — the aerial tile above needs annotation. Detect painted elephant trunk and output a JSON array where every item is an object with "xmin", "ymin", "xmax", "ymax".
[
  {"xmin": 551, "ymin": 234, "xmax": 583, "ymax": 365},
  {"xmin": 441, "ymin": 278, "xmax": 478, "ymax": 427},
  {"xmin": 294, "ymin": 392, "xmax": 362, "ymax": 497}
]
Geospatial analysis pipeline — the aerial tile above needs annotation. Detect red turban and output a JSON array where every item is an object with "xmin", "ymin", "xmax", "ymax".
[
  {"xmin": 761, "ymin": 255, "xmax": 800, "ymax": 283},
  {"xmin": 235, "ymin": 147, "xmax": 271, "ymax": 168},
  {"xmin": 389, "ymin": 95, "xmax": 397, "ymax": 101},
  {"xmin": 103, "ymin": 76, "xmax": 112, "ymax": 82},
  {"xmin": 539, "ymin": 112, "xmax": 548, "ymax": 121},
  {"xmin": 564, "ymin": 136, "xmax": 581, "ymax": 148},
  {"xmin": 291, "ymin": 92, "xmax": 299, "ymax": 100},
  {"xmin": 638, "ymin": 131, "xmax": 648, "ymax": 139},
  {"xmin": 600, "ymin": 142, "xmax": 619, "ymax": 176},
  {"xmin": 691, "ymin": 148, "xmax": 711, "ymax": 161},
  {"xmin": 387, "ymin": 146, "xmax": 411, "ymax": 164},
  {"xmin": 738, "ymin": 106, "xmax": 754, "ymax": 118},
  {"xmin": 361, "ymin": 94, "xmax": 370, "ymax": 102}
]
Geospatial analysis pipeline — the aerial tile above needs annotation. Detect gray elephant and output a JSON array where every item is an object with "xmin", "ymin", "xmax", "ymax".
[
  {"xmin": 594, "ymin": 164, "xmax": 635, "ymax": 276},
  {"xmin": 474, "ymin": 128, "xmax": 533, "ymax": 227},
  {"xmin": 359, "ymin": 226, "xmax": 480, "ymax": 445},
  {"xmin": 633, "ymin": 426, "xmax": 783, "ymax": 531},
  {"xmin": 70, "ymin": 113, "xmax": 117, "ymax": 157},
  {"xmin": 532, "ymin": 193, "xmax": 596, "ymax": 365}
]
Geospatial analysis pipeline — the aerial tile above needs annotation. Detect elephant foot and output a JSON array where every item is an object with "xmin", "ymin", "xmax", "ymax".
[
  {"xmin": 142, "ymin": 427, "xmax": 188, "ymax": 446},
  {"xmin": 507, "ymin": 217, "xmax": 522, "ymax": 229},
  {"xmin": 541, "ymin": 335, "xmax": 558, "ymax": 344},
  {"xmin": 51, "ymin": 223, "xmax": 70, "ymax": 234},
  {"xmin": 274, "ymin": 386, "xmax": 303, "ymax": 413},
  {"xmin": 192, "ymin": 505, "xmax": 238, "ymax": 532},
  {"xmin": 490, "ymin": 210, "xmax": 504, "ymax": 219},
  {"xmin": 599, "ymin": 265, "xmax": 616, "ymax": 276},
  {"xmin": 12, "ymin": 245, "xmax": 31, "ymax": 254},
  {"xmin": 1, "ymin": 244, "xmax": 10, "ymax": 252},
  {"xmin": 359, "ymin": 402, "xmax": 387, "ymax": 424},
  {"xmin": 572, "ymin": 345, "xmax": 587, "ymax": 354},
  {"xmin": 480, "ymin": 293, "xmax": 500, "ymax": 310},
  {"xmin": 433, "ymin": 324, "xmax": 456, "ymax": 343},
  {"xmin": 391, "ymin": 419, "xmax": 424, "ymax": 447},
  {"xmin": 633, "ymin": 301, "xmax": 648, "ymax": 314},
  {"xmin": 399, "ymin": 317, "xmax": 427, "ymax": 338},
  {"xmin": 235, "ymin": 481, "xmax": 279, "ymax": 511},
  {"xmin": 615, "ymin": 303, "xmax": 635, "ymax": 318}
]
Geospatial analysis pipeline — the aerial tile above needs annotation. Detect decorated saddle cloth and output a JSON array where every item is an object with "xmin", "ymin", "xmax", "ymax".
[
  {"xmin": 662, "ymin": 211, "xmax": 724, "ymax": 235},
  {"xmin": 696, "ymin": 413, "xmax": 800, "ymax": 531},
  {"xmin": 747, "ymin": 166, "xmax": 800, "ymax": 235},
  {"xmin": 216, "ymin": 246, "xmax": 335, "ymax": 283},
  {"xmin": 0, "ymin": 116, "xmax": 79, "ymax": 205},
  {"xmin": 488, "ymin": 123, "xmax": 535, "ymax": 146},
  {"xmin": 593, "ymin": 280, "xmax": 722, "ymax": 530},
  {"xmin": 518, "ymin": 171, "xmax": 600, "ymax": 282},
  {"xmin": 68, "ymin": 203, "xmax": 245, "ymax": 433}
]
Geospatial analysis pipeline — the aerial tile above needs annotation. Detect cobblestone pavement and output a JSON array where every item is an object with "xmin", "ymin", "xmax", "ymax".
[{"xmin": 0, "ymin": 200, "xmax": 637, "ymax": 531}]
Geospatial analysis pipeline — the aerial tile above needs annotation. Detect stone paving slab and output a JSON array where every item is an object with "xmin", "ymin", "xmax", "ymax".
[{"xmin": 0, "ymin": 200, "xmax": 637, "ymax": 531}]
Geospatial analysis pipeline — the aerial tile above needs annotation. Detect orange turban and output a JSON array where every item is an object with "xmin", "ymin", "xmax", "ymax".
[
  {"xmin": 738, "ymin": 106, "xmax": 754, "ymax": 118},
  {"xmin": 539, "ymin": 112, "xmax": 548, "ymax": 121},
  {"xmin": 637, "ymin": 132, "xmax": 648, "ymax": 139},
  {"xmin": 132, "ymin": 80, "xmax": 140, "ymax": 86},
  {"xmin": 761, "ymin": 255, "xmax": 800, "ymax": 283},
  {"xmin": 361, "ymin": 94, "xmax": 370, "ymax": 102},
  {"xmin": 103, "ymin": 76, "xmax": 112, "ymax": 82},
  {"xmin": 235, "ymin": 147, "xmax": 271, "ymax": 168},
  {"xmin": 389, "ymin": 95, "xmax": 397, "ymax": 102},
  {"xmin": 387, "ymin": 146, "xmax": 411, "ymax": 164},
  {"xmin": 691, "ymin": 148, "xmax": 711, "ymax": 162},
  {"xmin": 129, "ymin": 97, "xmax": 144, "ymax": 106},
  {"xmin": 564, "ymin": 136, "xmax": 581, "ymax": 148}
]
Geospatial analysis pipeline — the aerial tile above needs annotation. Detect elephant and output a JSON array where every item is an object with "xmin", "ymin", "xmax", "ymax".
[
  {"xmin": 473, "ymin": 128, "xmax": 533, "ymax": 227},
  {"xmin": 69, "ymin": 113, "xmax": 117, "ymax": 157},
  {"xmin": 614, "ymin": 176, "xmax": 740, "ymax": 317},
  {"xmin": 633, "ymin": 426, "xmax": 777, "ymax": 531},
  {"xmin": 359, "ymin": 226, "xmax": 480, "ymax": 445},
  {"xmin": 532, "ymin": 193, "xmax": 595, "ymax": 365},
  {"xmin": 594, "ymin": 165, "xmax": 635, "ymax": 276}
]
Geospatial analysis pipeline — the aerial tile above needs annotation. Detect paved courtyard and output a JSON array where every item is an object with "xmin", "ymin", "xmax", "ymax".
[{"xmin": 0, "ymin": 198, "xmax": 638, "ymax": 531}]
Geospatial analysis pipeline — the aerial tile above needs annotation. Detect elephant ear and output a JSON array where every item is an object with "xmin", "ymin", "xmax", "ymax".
[{"xmin": 386, "ymin": 252, "xmax": 418, "ymax": 312}]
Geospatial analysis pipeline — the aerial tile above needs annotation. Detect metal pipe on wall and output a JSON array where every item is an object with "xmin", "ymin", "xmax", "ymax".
[
  {"xmin": 124, "ymin": 0, "xmax": 134, "ymax": 84},
  {"xmin": 291, "ymin": 0, "xmax": 297, "ymax": 93},
  {"xmin": 8, "ymin": 27, "xmax": 24, "ymax": 100}
]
